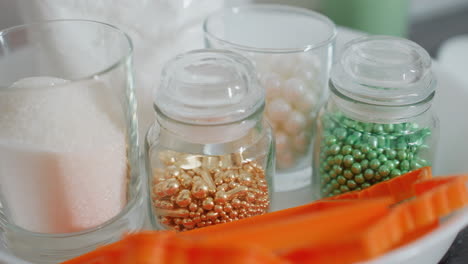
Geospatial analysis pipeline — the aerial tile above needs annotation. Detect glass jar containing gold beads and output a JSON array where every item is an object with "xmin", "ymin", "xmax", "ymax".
[{"xmin": 146, "ymin": 49, "xmax": 275, "ymax": 231}]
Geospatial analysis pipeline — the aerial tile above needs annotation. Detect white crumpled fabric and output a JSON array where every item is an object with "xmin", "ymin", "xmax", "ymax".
[{"xmin": 17, "ymin": 0, "xmax": 224, "ymax": 135}]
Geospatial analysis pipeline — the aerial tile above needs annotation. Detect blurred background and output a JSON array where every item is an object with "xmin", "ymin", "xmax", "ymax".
[{"xmin": 1, "ymin": 0, "xmax": 468, "ymax": 57}]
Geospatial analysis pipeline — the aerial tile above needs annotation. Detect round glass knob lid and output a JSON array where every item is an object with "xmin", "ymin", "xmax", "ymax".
[
  {"xmin": 332, "ymin": 36, "xmax": 435, "ymax": 106},
  {"xmin": 155, "ymin": 49, "xmax": 263, "ymax": 125}
]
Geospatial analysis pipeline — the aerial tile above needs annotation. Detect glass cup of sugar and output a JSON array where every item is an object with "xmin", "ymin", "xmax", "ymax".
[
  {"xmin": 0, "ymin": 20, "xmax": 144, "ymax": 263},
  {"xmin": 204, "ymin": 5, "xmax": 337, "ymax": 192}
]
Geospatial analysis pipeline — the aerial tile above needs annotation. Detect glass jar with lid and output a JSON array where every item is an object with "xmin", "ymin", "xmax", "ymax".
[
  {"xmin": 313, "ymin": 36, "xmax": 439, "ymax": 198},
  {"xmin": 146, "ymin": 49, "xmax": 275, "ymax": 231}
]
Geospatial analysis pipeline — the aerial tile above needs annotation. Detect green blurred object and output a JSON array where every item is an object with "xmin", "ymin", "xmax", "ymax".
[{"xmin": 321, "ymin": 0, "xmax": 409, "ymax": 37}]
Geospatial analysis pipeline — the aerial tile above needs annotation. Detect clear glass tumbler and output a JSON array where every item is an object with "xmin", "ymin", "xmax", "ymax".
[
  {"xmin": 204, "ymin": 5, "xmax": 336, "ymax": 191},
  {"xmin": 0, "ymin": 20, "xmax": 144, "ymax": 263}
]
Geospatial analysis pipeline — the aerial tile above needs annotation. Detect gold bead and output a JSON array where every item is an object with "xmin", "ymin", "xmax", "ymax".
[
  {"xmin": 224, "ymin": 203, "xmax": 233, "ymax": 212},
  {"xmin": 175, "ymin": 189, "xmax": 192, "ymax": 207},
  {"xmin": 214, "ymin": 205, "xmax": 223, "ymax": 213},
  {"xmin": 178, "ymin": 173, "xmax": 193, "ymax": 188},
  {"xmin": 246, "ymin": 192, "xmax": 256, "ymax": 203},
  {"xmin": 207, "ymin": 211, "xmax": 218, "ymax": 220},
  {"xmin": 192, "ymin": 180, "xmax": 209, "ymax": 199},
  {"xmin": 189, "ymin": 203, "xmax": 198, "ymax": 212},
  {"xmin": 215, "ymin": 191, "xmax": 228, "ymax": 204},
  {"xmin": 163, "ymin": 178, "xmax": 180, "ymax": 196},
  {"xmin": 202, "ymin": 197, "xmax": 215, "ymax": 210},
  {"xmin": 232, "ymin": 198, "xmax": 241, "ymax": 208}
]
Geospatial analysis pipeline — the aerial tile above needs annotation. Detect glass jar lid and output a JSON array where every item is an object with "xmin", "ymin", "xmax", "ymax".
[
  {"xmin": 155, "ymin": 49, "xmax": 264, "ymax": 125},
  {"xmin": 331, "ymin": 36, "xmax": 435, "ymax": 106}
]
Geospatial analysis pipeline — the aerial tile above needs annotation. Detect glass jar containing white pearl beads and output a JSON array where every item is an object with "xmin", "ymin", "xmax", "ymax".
[
  {"xmin": 145, "ymin": 49, "xmax": 275, "ymax": 231},
  {"xmin": 204, "ymin": 5, "xmax": 336, "ymax": 191}
]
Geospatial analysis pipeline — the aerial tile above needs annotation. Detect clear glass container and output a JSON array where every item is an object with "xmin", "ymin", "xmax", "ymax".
[
  {"xmin": 204, "ymin": 5, "xmax": 336, "ymax": 192},
  {"xmin": 0, "ymin": 20, "xmax": 144, "ymax": 263},
  {"xmin": 146, "ymin": 49, "xmax": 274, "ymax": 231},
  {"xmin": 313, "ymin": 36, "xmax": 439, "ymax": 198}
]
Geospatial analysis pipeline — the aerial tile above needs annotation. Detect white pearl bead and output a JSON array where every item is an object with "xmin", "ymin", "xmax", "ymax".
[
  {"xmin": 295, "ymin": 91, "xmax": 317, "ymax": 113},
  {"xmin": 266, "ymin": 98, "xmax": 291, "ymax": 124},
  {"xmin": 275, "ymin": 130, "xmax": 289, "ymax": 152},
  {"xmin": 282, "ymin": 78, "xmax": 307, "ymax": 103},
  {"xmin": 260, "ymin": 72, "xmax": 283, "ymax": 99},
  {"xmin": 284, "ymin": 110, "xmax": 306, "ymax": 135}
]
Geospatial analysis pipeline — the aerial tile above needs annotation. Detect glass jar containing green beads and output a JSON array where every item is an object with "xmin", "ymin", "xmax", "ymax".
[{"xmin": 313, "ymin": 36, "xmax": 439, "ymax": 198}]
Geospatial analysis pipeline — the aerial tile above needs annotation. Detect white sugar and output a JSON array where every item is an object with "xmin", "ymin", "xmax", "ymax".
[{"xmin": 0, "ymin": 77, "xmax": 127, "ymax": 233}]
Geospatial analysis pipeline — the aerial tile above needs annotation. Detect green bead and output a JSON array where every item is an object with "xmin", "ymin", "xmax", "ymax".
[
  {"xmin": 360, "ymin": 159, "xmax": 369, "ymax": 170},
  {"xmin": 344, "ymin": 119, "xmax": 356, "ymax": 129},
  {"xmin": 334, "ymin": 128, "xmax": 347, "ymax": 140},
  {"xmin": 334, "ymin": 155, "xmax": 343, "ymax": 166},
  {"xmin": 411, "ymin": 161, "xmax": 422, "ymax": 170},
  {"xmin": 351, "ymin": 163, "xmax": 362, "ymax": 174},
  {"xmin": 378, "ymin": 155, "xmax": 388, "ymax": 162},
  {"xmin": 377, "ymin": 136, "xmax": 387, "ymax": 148},
  {"xmin": 330, "ymin": 179, "xmax": 339, "ymax": 189},
  {"xmin": 364, "ymin": 123, "xmax": 373, "ymax": 133},
  {"xmin": 361, "ymin": 145, "xmax": 371, "ymax": 154},
  {"xmin": 341, "ymin": 145, "xmax": 353, "ymax": 155},
  {"xmin": 383, "ymin": 177, "xmax": 390, "ymax": 181},
  {"xmin": 390, "ymin": 169, "xmax": 401, "ymax": 178},
  {"xmin": 352, "ymin": 149, "xmax": 363, "ymax": 160},
  {"xmin": 361, "ymin": 183, "xmax": 371, "ymax": 189},
  {"xmin": 329, "ymin": 144, "xmax": 341, "ymax": 155},
  {"xmin": 364, "ymin": 169, "xmax": 374, "ymax": 180},
  {"xmin": 337, "ymin": 175, "xmax": 347, "ymax": 185},
  {"xmin": 333, "ymin": 165, "xmax": 343, "ymax": 175},
  {"xmin": 347, "ymin": 180, "xmax": 357, "ymax": 189},
  {"xmin": 325, "ymin": 135, "xmax": 337, "ymax": 146},
  {"xmin": 355, "ymin": 187, "xmax": 362, "ymax": 191},
  {"xmin": 393, "ymin": 159, "xmax": 400, "ymax": 166},
  {"xmin": 343, "ymin": 169, "xmax": 354, "ymax": 179},
  {"xmin": 377, "ymin": 148, "xmax": 385, "ymax": 154},
  {"xmin": 373, "ymin": 124, "xmax": 384, "ymax": 134},
  {"xmin": 407, "ymin": 153, "xmax": 414, "ymax": 160},
  {"xmin": 374, "ymin": 173, "xmax": 382, "ymax": 180},
  {"xmin": 340, "ymin": 185, "xmax": 350, "ymax": 193},
  {"xmin": 324, "ymin": 164, "xmax": 331, "ymax": 171},
  {"xmin": 383, "ymin": 124, "xmax": 394, "ymax": 133},
  {"xmin": 327, "ymin": 157, "xmax": 335, "ymax": 166},
  {"xmin": 385, "ymin": 149, "xmax": 397, "ymax": 159},
  {"xmin": 367, "ymin": 151, "xmax": 378, "ymax": 160},
  {"xmin": 384, "ymin": 160, "xmax": 395, "ymax": 170},
  {"xmin": 368, "ymin": 136, "xmax": 378, "ymax": 148},
  {"xmin": 370, "ymin": 159, "xmax": 381, "ymax": 170},
  {"xmin": 378, "ymin": 165, "xmax": 390, "ymax": 177},
  {"xmin": 345, "ymin": 135, "xmax": 358, "ymax": 145},
  {"xmin": 323, "ymin": 175, "xmax": 331, "ymax": 183},
  {"xmin": 343, "ymin": 155, "xmax": 354, "ymax": 168},
  {"xmin": 329, "ymin": 170, "xmax": 337, "ymax": 178},
  {"xmin": 397, "ymin": 150, "xmax": 407, "ymax": 161},
  {"xmin": 394, "ymin": 123, "xmax": 404, "ymax": 133},
  {"xmin": 400, "ymin": 160, "xmax": 410, "ymax": 171},
  {"xmin": 354, "ymin": 174, "xmax": 365, "ymax": 184},
  {"xmin": 333, "ymin": 190, "xmax": 341, "ymax": 195}
]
